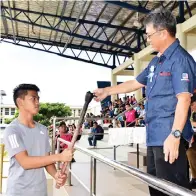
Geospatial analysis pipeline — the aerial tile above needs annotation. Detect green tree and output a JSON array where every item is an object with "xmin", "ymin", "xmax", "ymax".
[
  {"xmin": 4, "ymin": 103, "xmax": 72, "ymax": 127},
  {"xmin": 5, "ymin": 110, "xmax": 19, "ymax": 124}
]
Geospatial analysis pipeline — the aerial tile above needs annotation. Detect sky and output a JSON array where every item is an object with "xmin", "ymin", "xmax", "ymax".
[{"xmin": 0, "ymin": 42, "xmax": 132, "ymax": 107}]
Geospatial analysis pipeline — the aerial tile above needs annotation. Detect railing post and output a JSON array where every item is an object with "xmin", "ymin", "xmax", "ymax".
[
  {"xmin": 0, "ymin": 144, "xmax": 4, "ymax": 194},
  {"xmin": 113, "ymin": 145, "xmax": 116, "ymax": 161},
  {"xmin": 67, "ymin": 162, "xmax": 72, "ymax": 186},
  {"xmin": 137, "ymin": 144, "xmax": 139, "ymax": 169},
  {"xmin": 52, "ymin": 117, "xmax": 56, "ymax": 154},
  {"xmin": 90, "ymin": 157, "xmax": 96, "ymax": 196},
  {"xmin": 56, "ymin": 139, "xmax": 60, "ymax": 170}
]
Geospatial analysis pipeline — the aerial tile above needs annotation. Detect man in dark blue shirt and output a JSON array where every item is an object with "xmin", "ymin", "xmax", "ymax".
[
  {"xmin": 88, "ymin": 122, "xmax": 104, "ymax": 147},
  {"xmin": 93, "ymin": 8, "xmax": 196, "ymax": 195}
]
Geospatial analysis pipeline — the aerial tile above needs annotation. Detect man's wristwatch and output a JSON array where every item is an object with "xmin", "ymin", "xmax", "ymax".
[{"xmin": 171, "ymin": 130, "xmax": 182, "ymax": 138}]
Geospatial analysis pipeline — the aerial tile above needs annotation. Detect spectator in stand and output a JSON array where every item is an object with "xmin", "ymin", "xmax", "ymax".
[
  {"xmin": 114, "ymin": 119, "xmax": 122, "ymax": 128},
  {"xmin": 119, "ymin": 98, "xmax": 123, "ymax": 105},
  {"xmin": 108, "ymin": 105, "xmax": 114, "ymax": 118},
  {"xmin": 132, "ymin": 94, "xmax": 137, "ymax": 104},
  {"xmin": 129, "ymin": 96, "xmax": 133, "ymax": 105},
  {"xmin": 125, "ymin": 104, "xmax": 136, "ymax": 127},
  {"xmin": 117, "ymin": 114, "xmax": 125, "ymax": 127},
  {"xmin": 88, "ymin": 122, "xmax": 104, "ymax": 147},
  {"xmin": 55, "ymin": 121, "xmax": 65, "ymax": 150},
  {"xmin": 126, "ymin": 96, "xmax": 130, "ymax": 104},
  {"xmin": 60, "ymin": 125, "xmax": 76, "ymax": 163},
  {"xmin": 136, "ymin": 104, "xmax": 146, "ymax": 126},
  {"xmin": 123, "ymin": 97, "xmax": 126, "ymax": 104},
  {"xmin": 113, "ymin": 106, "xmax": 119, "ymax": 116},
  {"xmin": 108, "ymin": 124, "xmax": 113, "ymax": 128},
  {"xmin": 58, "ymin": 122, "xmax": 72, "ymax": 152},
  {"xmin": 84, "ymin": 119, "xmax": 90, "ymax": 129},
  {"xmin": 71, "ymin": 124, "xmax": 76, "ymax": 132},
  {"xmin": 134, "ymin": 103, "xmax": 142, "ymax": 115}
]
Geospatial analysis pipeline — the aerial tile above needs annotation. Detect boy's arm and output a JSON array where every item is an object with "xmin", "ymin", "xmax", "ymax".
[
  {"xmin": 15, "ymin": 150, "xmax": 61, "ymax": 170},
  {"xmin": 45, "ymin": 153, "xmax": 57, "ymax": 178},
  {"xmin": 4, "ymin": 130, "xmax": 72, "ymax": 170}
]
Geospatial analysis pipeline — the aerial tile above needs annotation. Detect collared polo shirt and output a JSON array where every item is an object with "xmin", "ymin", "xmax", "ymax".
[{"xmin": 136, "ymin": 39, "xmax": 196, "ymax": 146}]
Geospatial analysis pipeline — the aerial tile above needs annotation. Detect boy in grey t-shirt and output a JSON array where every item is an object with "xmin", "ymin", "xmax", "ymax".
[{"xmin": 3, "ymin": 84, "xmax": 73, "ymax": 196}]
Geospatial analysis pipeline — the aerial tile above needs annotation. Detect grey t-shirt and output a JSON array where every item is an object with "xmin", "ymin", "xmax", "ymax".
[{"xmin": 3, "ymin": 119, "xmax": 51, "ymax": 196}]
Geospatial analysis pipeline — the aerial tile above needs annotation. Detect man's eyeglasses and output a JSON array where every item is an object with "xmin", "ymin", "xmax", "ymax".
[{"xmin": 146, "ymin": 29, "xmax": 165, "ymax": 39}]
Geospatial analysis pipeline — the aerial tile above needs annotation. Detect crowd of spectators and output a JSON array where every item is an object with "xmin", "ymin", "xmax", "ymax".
[
  {"xmin": 54, "ymin": 94, "xmax": 146, "ymax": 149},
  {"xmin": 84, "ymin": 94, "xmax": 146, "ymax": 129}
]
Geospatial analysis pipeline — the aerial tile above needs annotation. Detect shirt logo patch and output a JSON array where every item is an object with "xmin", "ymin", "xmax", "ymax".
[
  {"xmin": 40, "ymin": 131, "xmax": 44, "ymax": 135},
  {"xmin": 8, "ymin": 134, "xmax": 19, "ymax": 149},
  {"xmin": 181, "ymin": 73, "xmax": 189, "ymax": 81},
  {"xmin": 159, "ymin": 72, "xmax": 171, "ymax": 76}
]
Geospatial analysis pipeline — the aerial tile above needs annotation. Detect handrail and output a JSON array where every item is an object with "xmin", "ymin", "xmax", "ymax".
[{"xmin": 57, "ymin": 138, "xmax": 196, "ymax": 196}]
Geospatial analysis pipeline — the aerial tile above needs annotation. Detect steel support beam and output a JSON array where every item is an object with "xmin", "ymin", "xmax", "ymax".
[
  {"xmin": 1, "ymin": 35, "xmax": 133, "ymax": 69},
  {"xmin": 7, "ymin": 1, "xmax": 16, "ymax": 43},
  {"xmin": 105, "ymin": 1, "xmax": 150, "ymax": 14},
  {"xmin": 3, "ymin": 15, "xmax": 139, "ymax": 52},
  {"xmin": 1, "ymin": 34, "xmax": 130, "ymax": 56},
  {"xmin": 177, "ymin": 1, "xmax": 185, "ymax": 23},
  {"xmin": 62, "ymin": 0, "xmax": 86, "ymax": 53},
  {"xmin": 1, "ymin": 7, "xmax": 141, "ymax": 52},
  {"xmin": 1, "ymin": 6, "xmax": 143, "ymax": 33}
]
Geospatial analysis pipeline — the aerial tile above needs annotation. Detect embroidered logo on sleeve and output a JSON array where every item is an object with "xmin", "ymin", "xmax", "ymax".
[
  {"xmin": 8, "ymin": 134, "xmax": 19, "ymax": 149},
  {"xmin": 181, "ymin": 73, "xmax": 189, "ymax": 81}
]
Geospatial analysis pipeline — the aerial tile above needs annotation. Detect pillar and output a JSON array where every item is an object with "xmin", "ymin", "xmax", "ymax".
[
  {"xmin": 176, "ymin": 23, "xmax": 187, "ymax": 49},
  {"xmin": 111, "ymin": 70, "xmax": 117, "ymax": 102},
  {"xmin": 134, "ymin": 54, "xmax": 143, "ymax": 101}
]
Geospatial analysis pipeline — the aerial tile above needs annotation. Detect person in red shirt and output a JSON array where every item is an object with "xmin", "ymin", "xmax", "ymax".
[
  {"xmin": 124, "ymin": 104, "xmax": 136, "ymax": 127},
  {"xmin": 60, "ymin": 123, "xmax": 72, "ymax": 151},
  {"xmin": 58, "ymin": 122, "xmax": 76, "ymax": 163}
]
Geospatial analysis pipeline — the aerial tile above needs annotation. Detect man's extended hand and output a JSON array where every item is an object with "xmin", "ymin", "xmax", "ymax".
[
  {"xmin": 55, "ymin": 170, "xmax": 67, "ymax": 187},
  {"xmin": 163, "ymin": 134, "xmax": 180, "ymax": 164},
  {"xmin": 93, "ymin": 88, "xmax": 108, "ymax": 102}
]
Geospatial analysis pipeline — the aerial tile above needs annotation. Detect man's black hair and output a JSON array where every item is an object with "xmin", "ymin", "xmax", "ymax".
[{"xmin": 13, "ymin": 84, "xmax": 40, "ymax": 107}]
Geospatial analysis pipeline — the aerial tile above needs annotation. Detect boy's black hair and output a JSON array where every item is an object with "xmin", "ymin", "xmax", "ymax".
[{"xmin": 13, "ymin": 84, "xmax": 40, "ymax": 107}]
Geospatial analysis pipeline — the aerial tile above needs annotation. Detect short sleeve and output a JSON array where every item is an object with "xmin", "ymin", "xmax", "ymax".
[
  {"xmin": 136, "ymin": 67, "xmax": 149, "ymax": 86},
  {"xmin": 171, "ymin": 58, "xmax": 194, "ymax": 96},
  {"xmin": 3, "ymin": 127, "xmax": 26, "ymax": 158}
]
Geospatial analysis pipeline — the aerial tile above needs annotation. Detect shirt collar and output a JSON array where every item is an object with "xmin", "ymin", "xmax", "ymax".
[{"xmin": 162, "ymin": 39, "xmax": 180, "ymax": 60}]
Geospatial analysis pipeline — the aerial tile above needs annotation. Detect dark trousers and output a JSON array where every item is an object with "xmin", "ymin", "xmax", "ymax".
[
  {"xmin": 120, "ymin": 121, "xmax": 125, "ymax": 127},
  {"xmin": 126, "ymin": 122, "xmax": 135, "ymax": 127},
  {"xmin": 88, "ymin": 135, "xmax": 103, "ymax": 146},
  {"xmin": 147, "ymin": 139, "xmax": 191, "ymax": 196}
]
